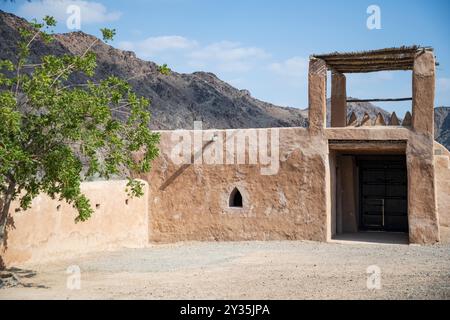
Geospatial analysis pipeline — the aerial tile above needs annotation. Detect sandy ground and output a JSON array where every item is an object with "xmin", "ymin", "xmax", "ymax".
[{"xmin": 1, "ymin": 240, "xmax": 449, "ymax": 299}]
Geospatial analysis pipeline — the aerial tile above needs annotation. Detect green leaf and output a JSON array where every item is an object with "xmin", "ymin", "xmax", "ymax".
[
  {"xmin": 158, "ymin": 64, "xmax": 171, "ymax": 75},
  {"xmin": 0, "ymin": 19, "xmax": 164, "ymax": 224},
  {"xmin": 43, "ymin": 15, "xmax": 57, "ymax": 27},
  {"xmin": 100, "ymin": 28, "xmax": 116, "ymax": 43}
]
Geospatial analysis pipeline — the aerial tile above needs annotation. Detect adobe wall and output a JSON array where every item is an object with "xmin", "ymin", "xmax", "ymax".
[
  {"xmin": 434, "ymin": 141, "xmax": 450, "ymax": 243},
  {"xmin": 140, "ymin": 126, "xmax": 446, "ymax": 245},
  {"xmin": 328, "ymin": 127, "xmax": 440, "ymax": 244},
  {"xmin": 406, "ymin": 51, "xmax": 440, "ymax": 244},
  {"xmin": 137, "ymin": 127, "xmax": 330, "ymax": 242},
  {"xmin": 0, "ymin": 180, "xmax": 149, "ymax": 267},
  {"xmin": 1, "ymin": 128, "xmax": 448, "ymax": 268}
]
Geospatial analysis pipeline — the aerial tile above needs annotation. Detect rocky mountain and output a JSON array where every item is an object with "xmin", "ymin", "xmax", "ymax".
[
  {"xmin": 0, "ymin": 10, "xmax": 307, "ymax": 130},
  {"xmin": 1, "ymin": 10, "xmax": 449, "ymax": 150},
  {"xmin": 435, "ymin": 107, "xmax": 450, "ymax": 148}
]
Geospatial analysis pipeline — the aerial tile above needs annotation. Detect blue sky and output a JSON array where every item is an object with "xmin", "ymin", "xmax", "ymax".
[{"xmin": 2, "ymin": 0, "xmax": 450, "ymax": 116}]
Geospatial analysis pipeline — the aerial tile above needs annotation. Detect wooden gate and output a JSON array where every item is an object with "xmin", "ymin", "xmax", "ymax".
[{"xmin": 358, "ymin": 156, "xmax": 408, "ymax": 232}]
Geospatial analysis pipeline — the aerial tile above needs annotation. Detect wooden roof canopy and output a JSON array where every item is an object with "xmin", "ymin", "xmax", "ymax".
[{"xmin": 311, "ymin": 46, "xmax": 435, "ymax": 73}]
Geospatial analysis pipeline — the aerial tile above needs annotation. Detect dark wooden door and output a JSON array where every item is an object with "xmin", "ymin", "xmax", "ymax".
[{"xmin": 359, "ymin": 157, "xmax": 408, "ymax": 232}]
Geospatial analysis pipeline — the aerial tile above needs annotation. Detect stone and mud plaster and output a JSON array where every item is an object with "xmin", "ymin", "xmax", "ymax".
[
  {"xmin": 1, "ymin": 48, "xmax": 450, "ymax": 267},
  {"xmin": 0, "ymin": 180, "xmax": 149, "ymax": 267}
]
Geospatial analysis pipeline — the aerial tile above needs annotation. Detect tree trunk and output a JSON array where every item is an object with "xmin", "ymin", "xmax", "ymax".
[{"xmin": 0, "ymin": 182, "xmax": 16, "ymax": 240}]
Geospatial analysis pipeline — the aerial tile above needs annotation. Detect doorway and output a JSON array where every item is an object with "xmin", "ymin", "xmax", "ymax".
[
  {"xmin": 330, "ymin": 151, "xmax": 409, "ymax": 240},
  {"xmin": 358, "ymin": 155, "xmax": 408, "ymax": 232}
]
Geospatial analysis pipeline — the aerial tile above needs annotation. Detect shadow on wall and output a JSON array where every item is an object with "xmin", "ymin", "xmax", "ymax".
[{"xmin": 158, "ymin": 139, "xmax": 215, "ymax": 191}]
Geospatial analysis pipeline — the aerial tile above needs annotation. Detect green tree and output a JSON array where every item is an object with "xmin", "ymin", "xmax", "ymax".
[{"xmin": 0, "ymin": 16, "xmax": 165, "ymax": 238}]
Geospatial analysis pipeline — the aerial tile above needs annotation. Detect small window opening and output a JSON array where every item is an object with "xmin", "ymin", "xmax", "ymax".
[
  {"xmin": 56, "ymin": 205, "xmax": 61, "ymax": 211},
  {"xmin": 229, "ymin": 187, "xmax": 243, "ymax": 208},
  {"xmin": 95, "ymin": 204, "xmax": 101, "ymax": 209},
  {"xmin": 125, "ymin": 199, "xmax": 129, "ymax": 205}
]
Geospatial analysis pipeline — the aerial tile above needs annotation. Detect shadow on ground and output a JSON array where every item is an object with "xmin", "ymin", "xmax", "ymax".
[{"xmin": 0, "ymin": 267, "xmax": 47, "ymax": 289}]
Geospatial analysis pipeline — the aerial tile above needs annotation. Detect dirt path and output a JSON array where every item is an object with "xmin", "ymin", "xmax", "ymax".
[{"xmin": 1, "ymin": 241, "xmax": 449, "ymax": 299}]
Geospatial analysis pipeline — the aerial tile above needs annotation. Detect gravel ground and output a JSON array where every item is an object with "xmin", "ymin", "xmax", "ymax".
[{"xmin": 0, "ymin": 240, "xmax": 449, "ymax": 299}]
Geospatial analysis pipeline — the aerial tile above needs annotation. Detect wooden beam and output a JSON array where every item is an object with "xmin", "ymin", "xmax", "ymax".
[
  {"xmin": 347, "ymin": 97, "xmax": 412, "ymax": 103},
  {"xmin": 313, "ymin": 46, "xmax": 420, "ymax": 59},
  {"xmin": 324, "ymin": 56, "xmax": 415, "ymax": 64},
  {"xmin": 328, "ymin": 140, "xmax": 407, "ymax": 153},
  {"xmin": 327, "ymin": 61, "xmax": 414, "ymax": 68},
  {"xmin": 333, "ymin": 66, "xmax": 414, "ymax": 73}
]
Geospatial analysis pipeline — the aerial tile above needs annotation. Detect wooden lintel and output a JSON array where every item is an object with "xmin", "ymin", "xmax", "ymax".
[{"xmin": 347, "ymin": 98, "xmax": 412, "ymax": 103}]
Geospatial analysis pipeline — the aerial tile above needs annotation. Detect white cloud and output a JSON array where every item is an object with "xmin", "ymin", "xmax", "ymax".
[
  {"xmin": 269, "ymin": 56, "xmax": 309, "ymax": 86},
  {"xmin": 118, "ymin": 36, "xmax": 197, "ymax": 59},
  {"xmin": 190, "ymin": 41, "xmax": 269, "ymax": 62},
  {"xmin": 17, "ymin": 0, "xmax": 121, "ymax": 25},
  {"xmin": 119, "ymin": 36, "xmax": 269, "ymax": 73},
  {"xmin": 269, "ymin": 56, "xmax": 308, "ymax": 76},
  {"xmin": 437, "ymin": 78, "xmax": 450, "ymax": 92},
  {"xmin": 188, "ymin": 41, "xmax": 270, "ymax": 72},
  {"xmin": 436, "ymin": 77, "xmax": 450, "ymax": 106},
  {"xmin": 227, "ymin": 78, "xmax": 245, "ymax": 88}
]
